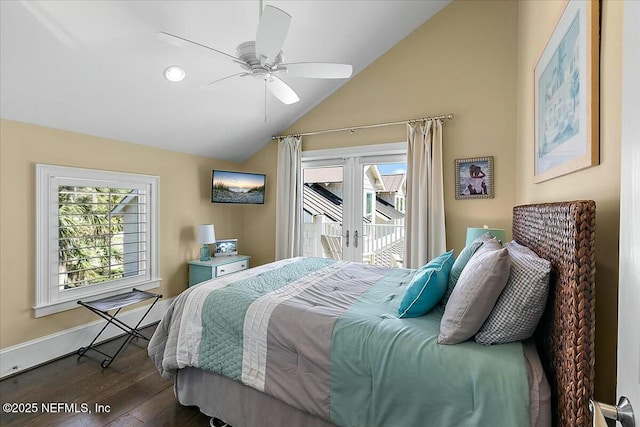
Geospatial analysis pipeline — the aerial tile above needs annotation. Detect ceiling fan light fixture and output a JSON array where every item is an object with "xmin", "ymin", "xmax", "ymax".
[{"xmin": 164, "ymin": 65, "xmax": 185, "ymax": 82}]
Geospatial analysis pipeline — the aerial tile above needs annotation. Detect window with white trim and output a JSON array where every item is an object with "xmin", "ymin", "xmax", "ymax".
[
  {"xmin": 35, "ymin": 164, "xmax": 161, "ymax": 317},
  {"xmin": 365, "ymin": 192, "xmax": 374, "ymax": 221}
]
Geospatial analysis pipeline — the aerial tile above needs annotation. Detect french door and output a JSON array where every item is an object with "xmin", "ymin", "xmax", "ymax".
[{"xmin": 301, "ymin": 144, "xmax": 406, "ymax": 267}]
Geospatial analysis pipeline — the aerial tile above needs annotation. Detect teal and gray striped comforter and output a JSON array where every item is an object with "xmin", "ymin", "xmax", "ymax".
[{"xmin": 149, "ymin": 257, "xmax": 531, "ymax": 427}]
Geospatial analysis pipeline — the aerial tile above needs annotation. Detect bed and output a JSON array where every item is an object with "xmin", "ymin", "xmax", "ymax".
[{"xmin": 149, "ymin": 200, "xmax": 596, "ymax": 427}]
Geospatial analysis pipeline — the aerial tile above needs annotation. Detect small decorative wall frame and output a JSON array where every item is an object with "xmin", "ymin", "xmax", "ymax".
[{"xmin": 455, "ymin": 156, "xmax": 494, "ymax": 200}]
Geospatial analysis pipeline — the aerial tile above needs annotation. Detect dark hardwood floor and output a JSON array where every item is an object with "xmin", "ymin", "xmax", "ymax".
[{"xmin": 0, "ymin": 324, "xmax": 212, "ymax": 426}]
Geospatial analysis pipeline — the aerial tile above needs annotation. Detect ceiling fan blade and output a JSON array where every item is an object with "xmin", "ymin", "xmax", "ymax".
[
  {"xmin": 267, "ymin": 76, "xmax": 299, "ymax": 105},
  {"xmin": 255, "ymin": 5, "xmax": 291, "ymax": 67},
  {"xmin": 280, "ymin": 63, "xmax": 353, "ymax": 79},
  {"xmin": 201, "ymin": 73, "xmax": 246, "ymax": 89},
  {"xmin": 157, "ymin": 31, "xmax": 239, "ymax": 61}
]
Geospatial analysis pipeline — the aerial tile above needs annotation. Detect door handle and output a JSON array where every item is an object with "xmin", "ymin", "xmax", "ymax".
[
  {"xmin": 345, "ymin": 230, "xmax": 349, "ymax": 248},
  {"xmin": 590, "ymin": 397, "xmax": 635, "ymax": 427},
  {"xmin": 354, "ymin": 230, "xmax": 358, "ymax": 248}
]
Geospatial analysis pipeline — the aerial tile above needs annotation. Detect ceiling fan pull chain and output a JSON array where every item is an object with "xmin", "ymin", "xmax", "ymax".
[
  {"xmin": 264, "ymin": 79, "xmax": 267, "ymax": 122},
  {"xmin": 259, "ymin": 0, "xmax": 263, "ymax": 18}
]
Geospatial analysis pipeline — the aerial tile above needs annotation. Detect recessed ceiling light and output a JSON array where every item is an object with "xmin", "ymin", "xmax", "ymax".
[{"xmin": 164, "ymin": 65, "xmax": 185, "ymax": 82}]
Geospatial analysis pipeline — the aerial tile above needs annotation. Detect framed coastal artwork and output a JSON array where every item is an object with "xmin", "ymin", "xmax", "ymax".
[
  {"xmin": 455, "ymin": 156, "xmax": 494, "ymax": 200},
  {"xmin": 533, "ymin": 0, "xmax": 599, "ymax": 183}
]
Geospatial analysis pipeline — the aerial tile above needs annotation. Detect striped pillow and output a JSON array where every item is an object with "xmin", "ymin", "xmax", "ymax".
[{"xmin": 475, "ymin": 241, "xmax": 551, "ymax": 345}]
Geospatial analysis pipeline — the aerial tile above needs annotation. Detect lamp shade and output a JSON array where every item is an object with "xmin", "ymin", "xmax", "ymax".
[
  {"xmin": 198, "ymin": 224, "xmax": 216, "ymax": 244},
  {"xmin": 466, "ymin": 227, "xmax": 505, "ymax": 246}
]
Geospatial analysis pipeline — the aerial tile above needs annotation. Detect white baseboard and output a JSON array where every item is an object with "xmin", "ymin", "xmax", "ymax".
[{"xmin": 0, "ymin": 297, "xmax": 174, "ymax": 378}]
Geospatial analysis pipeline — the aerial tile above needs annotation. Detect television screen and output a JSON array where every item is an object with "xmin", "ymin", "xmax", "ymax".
[{"xmin": 211, "ymin": 170, "xmax": 266, "ymax": 204}]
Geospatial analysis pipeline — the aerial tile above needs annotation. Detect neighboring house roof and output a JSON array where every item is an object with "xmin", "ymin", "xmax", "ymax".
[
  {"xmin": 365, "ymin": 165, "xmax": 385, "ymax": 191},
  {"xmin": 376, "ymin": 197, "xmax": 405, "ymax": 220},
  {"xmin": 305, "ymin": 167, "xmax": 406, "ymax": 195},
  {"xmin": 381, "ymin": 174, "xmax": 405, "ymax": 193},
  {"xmin": 303, "ymin": 184, "xmax": 403, "ymax": 222},
  {"xmin": 303, "ymin": 185, "xmax": 343, "ymax": 222},
  {"xmin": 303, "ymin": 167, "xmax": 343, "ymax": 184}
]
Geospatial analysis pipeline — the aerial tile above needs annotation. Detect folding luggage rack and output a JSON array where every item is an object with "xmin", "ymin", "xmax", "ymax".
[{"xmin": 77, "ymin": 288, "xmax": 162, "ymax": 368}]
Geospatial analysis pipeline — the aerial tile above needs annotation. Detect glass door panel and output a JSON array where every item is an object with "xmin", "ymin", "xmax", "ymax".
[
  {"xmin": 301, "ymin": 151, "xmax": 406, "ymax": 267},
  {"xmin": 302, "ymin": 165, "xmax": 344, "ymax": 260},
  {"xmin": 359, "ymin": 160, "xmax": 406, "ymax": 267}
]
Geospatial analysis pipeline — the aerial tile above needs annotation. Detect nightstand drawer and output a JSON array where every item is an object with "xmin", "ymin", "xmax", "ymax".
[
  {"xmin": 216, "ymin": 259, "xmax": 248, "ymax": 277},
  {"xmin": 188, "ymin": 255, "xmax": 251, "ymax": 286}
]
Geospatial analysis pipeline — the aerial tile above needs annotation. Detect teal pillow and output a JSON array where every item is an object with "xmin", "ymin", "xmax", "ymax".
[
  {"xmin": 441, "ymin": 241, "xmax": 483, "ymax": 306},
  {"xmin": 398, "ymin": 250, "xmax": 454, "ymax": 318}
]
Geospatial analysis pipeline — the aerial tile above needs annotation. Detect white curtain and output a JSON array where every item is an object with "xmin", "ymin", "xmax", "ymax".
[
  {"xmin": 275, "ymin": 135, "xmax": 303, "ymax": 260},
  {"xmin": 405, "ymin": 120, "xmax": 446, "ymax": 268}
]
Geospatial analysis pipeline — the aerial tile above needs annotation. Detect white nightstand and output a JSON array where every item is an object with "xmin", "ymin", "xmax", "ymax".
[{"xmin": 188, "ymin": 255, "xmax": 251, "ymax": 286}]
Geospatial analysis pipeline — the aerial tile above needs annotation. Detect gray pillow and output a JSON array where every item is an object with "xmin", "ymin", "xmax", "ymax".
[
  {"xmin": 475, "ymin": 241, "xmax": 551, "ymax": 345},
  {"xmin": 474, "ymin": 231, "xmax": 500, "ymax": 243},
  {"xmin": 441, "ymin": 240, "xmax": 483, "ymax": 306},
  {"xmin": 438, "ymin": 239, "xmax": 510, "ymax": 345}
]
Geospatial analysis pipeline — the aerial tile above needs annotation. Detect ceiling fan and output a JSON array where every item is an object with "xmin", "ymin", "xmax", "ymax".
[{"xmin": 157, "ymin": 1, "xmax": 353, "ymax": 105}]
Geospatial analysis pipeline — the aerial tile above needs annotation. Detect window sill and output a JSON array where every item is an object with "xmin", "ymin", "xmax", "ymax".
[{"xmin": 33, "ymin": 278, "xmax": 163, "ymax": 318}]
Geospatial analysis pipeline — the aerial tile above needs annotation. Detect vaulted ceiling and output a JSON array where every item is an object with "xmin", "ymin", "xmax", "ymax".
[{"xmin": 0, "ymin": 1, "xmax": 450, "ymax": 162}]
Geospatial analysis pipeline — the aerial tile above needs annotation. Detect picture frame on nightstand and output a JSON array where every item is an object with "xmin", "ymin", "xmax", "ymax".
[{"xmin": 214, "ymin": 239, "xmax": 238, "ymax": 257}]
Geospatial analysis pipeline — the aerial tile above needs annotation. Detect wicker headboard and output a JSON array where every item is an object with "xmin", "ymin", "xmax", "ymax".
[{"xmin": 512, "ymin": 201, "xmax": 596, "ymax": 427}]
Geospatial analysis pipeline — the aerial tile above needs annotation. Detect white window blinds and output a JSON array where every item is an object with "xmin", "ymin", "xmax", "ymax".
[{"xmin": 36, "ymin": 165, "xmax": 160, "ymax": 317}]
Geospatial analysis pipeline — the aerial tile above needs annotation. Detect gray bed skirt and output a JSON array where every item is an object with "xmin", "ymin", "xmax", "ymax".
[
  {"xmin": 176, "ymin": 366, "xmax": 336, "ymax": 427},
  {"xmin": 174, "ymin": 341, "xmax": 550, "ymax": 427}
]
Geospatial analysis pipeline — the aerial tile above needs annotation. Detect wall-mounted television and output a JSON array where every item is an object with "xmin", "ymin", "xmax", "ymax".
[{"xmin": 211, "ymin": 170, "xmax": 266, "ymax": 204}]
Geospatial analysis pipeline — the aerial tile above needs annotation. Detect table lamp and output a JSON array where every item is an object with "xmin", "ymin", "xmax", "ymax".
[
  {"xmin": 198, "ymin": 224, "xmax": 216, "ymax": 261},
  {"xmin": 466, "ymin": 225, "xmax": 505, "ymax": 245}
]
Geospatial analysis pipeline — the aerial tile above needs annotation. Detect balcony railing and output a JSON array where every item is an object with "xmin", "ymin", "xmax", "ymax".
[
  {"xmin": 361, "ymin": 223, "xmax": 404, "ymax": 262},
  {"xmin": 303, "ymin": 216, "xmax": 405, "ymax": 268}
]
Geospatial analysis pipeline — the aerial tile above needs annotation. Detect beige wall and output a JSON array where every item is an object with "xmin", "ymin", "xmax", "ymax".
[
  {"xmin": 244, "ymin": 0, "xmax": 519, "ymax": 267},
  {"xmin": 516, "ymin": 0, "xmax": 622, "ymax": 403},
  {"xmin": 0, "ymin": 119, "xmax": 244, "ymax": 348},
  {"xmin": 240, "ymin": 143, "xmax": 279, "ymax": 267}
]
